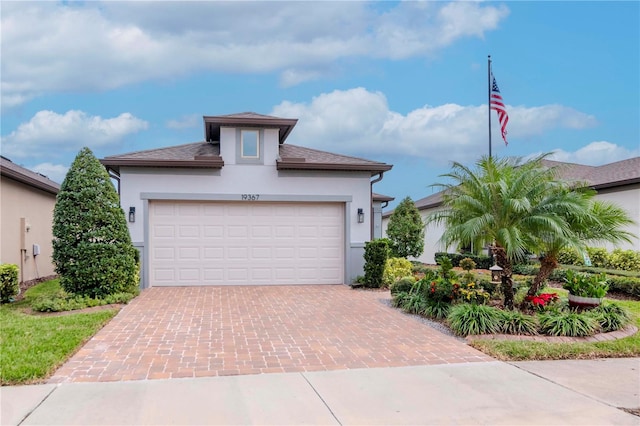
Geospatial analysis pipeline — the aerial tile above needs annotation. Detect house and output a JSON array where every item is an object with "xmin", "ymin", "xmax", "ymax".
[
  {"xmin": 382, "ymin": 157, "xmax": 640, "ymax": 264},
  {"xmin": 0, "ymin": 156, "xmax": 60, "ymax": 283},
  {"xmin": 101, "ymin": 112, "xmax": 392, "ymax": 288}
]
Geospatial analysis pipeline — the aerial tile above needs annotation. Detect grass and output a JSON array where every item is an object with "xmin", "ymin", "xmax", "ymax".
[
  {"xmin": 470, "ymin": 298, "xmax": 640, "ymax": 361},
  {"xmin": 0, "ymin": 279, "xmax": 119, "ymax": 385}
]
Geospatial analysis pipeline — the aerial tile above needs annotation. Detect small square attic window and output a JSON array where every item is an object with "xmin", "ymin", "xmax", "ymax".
[{"xmin": 241, "ymin": 130, "xmax": 259, "ymax": 158}]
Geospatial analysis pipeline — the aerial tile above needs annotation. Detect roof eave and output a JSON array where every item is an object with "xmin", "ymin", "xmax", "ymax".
[
  {"xmin": 277, "ymin": 161, "xmax": 392, "ymax": 174},
  {"xmin": 591, "ymin": 177, "xmax": 640, "ymax": 190},
  {"xmin": 203, "ymin": 116, "xmax": 298, "ymax": 144},
  {"xmin": 100, "ymin": 157, "xmax": 225, "ymax": 173},
  {"xmin": 1, "ymin": 167, "xmax": 60, "ymax": 195}
]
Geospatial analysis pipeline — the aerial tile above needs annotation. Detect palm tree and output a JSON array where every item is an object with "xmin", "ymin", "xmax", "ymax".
[
  {"xmin": 529, "ymin": 191, "xmax": 635, "ymax": 296},
  {"xmin": 428, "ymin": 155, "xmax": 578, "ymax": 309}
]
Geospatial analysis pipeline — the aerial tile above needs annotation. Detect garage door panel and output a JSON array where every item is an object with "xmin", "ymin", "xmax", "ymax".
[{"xmin": 150, "ymin": 201, "xmax": 344, "ymax": 286}]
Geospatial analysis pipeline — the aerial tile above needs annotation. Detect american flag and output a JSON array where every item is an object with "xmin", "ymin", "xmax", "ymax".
[{"xmin": 490, "ymin": 72, "xmax": 509, "ymax": 145}]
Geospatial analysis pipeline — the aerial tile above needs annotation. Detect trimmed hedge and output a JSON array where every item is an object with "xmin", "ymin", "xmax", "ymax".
[
  {"xmin": 434, "ymin": 252, "xmax": 492, "ymax": 270},
  {"xmin": 363, "ymin": 239, "xmax": 390, "ymax": 288},
  {"xmin": 0, "ymin": 264, "xmax": 20, "ymax": 303}
]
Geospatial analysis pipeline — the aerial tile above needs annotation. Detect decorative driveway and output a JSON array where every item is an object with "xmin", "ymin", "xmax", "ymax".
[{"xmin": 49, "ymin": 286, "xmax": 493, "ymax": 383}]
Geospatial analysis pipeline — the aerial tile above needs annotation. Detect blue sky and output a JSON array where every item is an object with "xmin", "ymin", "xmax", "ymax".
[{"xmin": 2, "ymin": 1, "xmax": 638, "ymax": 209}]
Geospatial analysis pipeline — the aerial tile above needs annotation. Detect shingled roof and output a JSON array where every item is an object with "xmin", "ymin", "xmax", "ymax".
[
  {"xmin": 0, "ymin": 156, "xmax": 60, "ymax": 195},
  {"xmin": 101, "ymin": 141, "xmax": 391, "ymax": 175},
  {"xmin": 101, "ymin": 142, "xmax": 224, "ymax": 173},
  {"xmin": 383, "ymin": 156, "xmax": 640, "ymax": 218},
  {"xmin": 203, "ymin": 112, "xmax": 298, "ymax": 144}
]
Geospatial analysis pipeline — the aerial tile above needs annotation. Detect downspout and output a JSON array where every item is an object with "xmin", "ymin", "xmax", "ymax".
[{"xmin": 370, "ymin": 172, "xmax": 385, "ymax": 239}]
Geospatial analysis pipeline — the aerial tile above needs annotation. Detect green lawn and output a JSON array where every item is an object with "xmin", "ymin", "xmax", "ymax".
[
  {"xmin": 470, "ymin": 296, "xmax": 640, "ymax": 361},
  {"xmin": 0, "ymin": 280, "xmax": 118, "ymax": 385}
]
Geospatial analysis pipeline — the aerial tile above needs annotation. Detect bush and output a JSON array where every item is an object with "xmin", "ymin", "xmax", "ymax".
[
  {"xmin": 383, "ymin": 257, "xmax": 413, "ymax": 287},
  {"xmin": 447, "ymin": 303, "xmax": 503, "ymax": 336},
  {"xmin": 608, "ymin": 249, "xmax": 640, "ymax": 272},
  {"xmin": 422, "ymin": 300, "xmax": 450, "ymax": 320},
  {"xmin": 0, "ymin": 264, "xmax": 20, "ymax": 303},
  {"xmin": 588, "ymin": 303, "xmax": 631, "ymax": 332},
  {"xmin": 363, "ymin": 239, "xmax": 390, "ymax": 288},
  {"xmin": 607, "ymin": 276, "xmax": 640, "ymax": 298},
  {"xmin": 548, "ymin": 268, "xmax": 568, "ymax": 282},
  {"xmin": 499, "ymin": 310, "xmax": 538, "ymax": 335},
  {"xmin": 390, "ymin": 276, "xmax": 416, "ymax": 295},
  {"xmin": 538, "ymin": 311, "xmax": 599, "ymax": 337},
  {"xmin": 459, "ymin": 258, "xmax": 476, "ymax": 271},
  {"xmin": 434, "ymin": 252, "xmax": 492, "ymax": 270},
  {"xmin": 478, "ymin": 279, "xmax": 498, "ymax": 296},
  {"xmin": 386, "ymin": 197, "xmax": 425, "ymax": 258},
  {"xmin": 31, "ymin": 291, "xmax": 137, "ymax": 312},
  {"xmin": 53, "ymin": 147, "xmax": 138, "ymax": 298},
  {"xmin": 585, "ymin": 247, "xmax": 609, "ymax": 268},
  {"xmin": 557, "ymin": 248, "xmax": 582, "ymax": 266},
  {"xmin": 512, "ymin": 263, "xmax": 540, "ymax": 276}
]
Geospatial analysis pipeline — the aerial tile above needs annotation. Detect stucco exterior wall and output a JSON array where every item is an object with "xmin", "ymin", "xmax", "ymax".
[
  {"xmin": 0, "ymin": 178, "xmax": 57, "ymax": 282},
  {"xmin": 593, "ymin": 184, "xmax": 640, "ymax": 251}
]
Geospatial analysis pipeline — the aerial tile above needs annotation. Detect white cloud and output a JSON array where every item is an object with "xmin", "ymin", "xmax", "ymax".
[
  {"xmin": 1, "ymin": 1, "xmax": 509, "ymax": 106},
  {"xmin": 549, "ymin": 141, "xmax": 639, "ymax": 166},
  {"xmin": 271, "ymin": 88, "xmax": 599, "ymax": 164},
  {"xmin": 29, "ymin": 162, "xmax": 69, "ymax": 184},
  {"xmin": 1, "ymin": 110, "xmax": 148, "ymax": 159},
  {"xmin": 166, "ymin": 114, "xmax": 201, "ymax": 130}
]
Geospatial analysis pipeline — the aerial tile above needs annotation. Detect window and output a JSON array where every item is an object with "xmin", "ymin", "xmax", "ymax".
[{"xmin": 241, "ymin": 130, "xmax": 259, "ymax": 159}]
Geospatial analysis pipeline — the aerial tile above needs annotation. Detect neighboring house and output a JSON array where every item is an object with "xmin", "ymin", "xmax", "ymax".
[
  {"xmin": 0, "ymin": 156, "xmax": 60, "ymax": 283},
  {"xmin": 101, "ymin": 112, "xmax": 392, "ymax": 288},
  {"xmin": 382, "ymin": 157, "xmax": 640, "ymax": 264}
]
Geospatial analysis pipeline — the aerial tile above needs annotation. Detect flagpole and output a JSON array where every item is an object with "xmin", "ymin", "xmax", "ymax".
[{"xmin": 488, "ymin": 55, "xmax": 492, "ymax": 158}]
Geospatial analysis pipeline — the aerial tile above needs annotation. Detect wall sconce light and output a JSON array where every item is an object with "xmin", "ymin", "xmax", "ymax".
[
  {"xmin": 357, "ymin": 208, "xmax": 364, "ymax": 223},
  {"xmin": 129, "ymin": 207, "xmax": 136, "ymax": 223}
]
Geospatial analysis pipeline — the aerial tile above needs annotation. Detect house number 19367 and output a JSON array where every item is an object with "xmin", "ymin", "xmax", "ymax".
[{"xmin": 241, "ymin": 194, "xmax": 260, "ymax": 201}]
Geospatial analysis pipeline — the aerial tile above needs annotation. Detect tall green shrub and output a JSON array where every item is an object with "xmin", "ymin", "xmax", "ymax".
[
  {"xmin": 0, "ymin": 264, "xmax": 19, "ymax": 303},
  {"xmin": 53, "ymin": 147, "xmax": 138, "ymax": 297},
  {"xmin": 363, "ymin": 239, "xmax": 390, "ymax": 288},
  {"xmin": 386, "ymin": 197, "xmax": 425, "ymax": 258}
]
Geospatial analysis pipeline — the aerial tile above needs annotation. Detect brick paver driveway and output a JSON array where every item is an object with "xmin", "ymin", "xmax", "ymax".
[{"xmin": 50, "ymin": 286, "xmax": 493, "ymax": 383}]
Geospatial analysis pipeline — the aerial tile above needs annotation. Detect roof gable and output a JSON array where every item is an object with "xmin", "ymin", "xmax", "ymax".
[{"xmin": 203, "ymin": 112, "xmax": 298, "ymax": 144}]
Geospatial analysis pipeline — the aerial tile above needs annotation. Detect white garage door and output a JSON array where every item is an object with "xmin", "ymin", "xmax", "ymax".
[{"xmin": 149, "ymin": 201, "xmax": 344, "ymax": 286}]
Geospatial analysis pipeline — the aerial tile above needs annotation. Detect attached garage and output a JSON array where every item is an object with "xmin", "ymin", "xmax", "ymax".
[
  {"xmin": 149, "ymin": 201, "xmax": 344, "ymax": 286},
  {"xmin": 101, "ymin": 112, "xmax": 392, "ymax": 288}
]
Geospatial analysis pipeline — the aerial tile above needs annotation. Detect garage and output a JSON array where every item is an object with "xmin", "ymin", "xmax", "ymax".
[{"xmin": 149, "ymin": 200, "xmax": 345, "ymax": 286}]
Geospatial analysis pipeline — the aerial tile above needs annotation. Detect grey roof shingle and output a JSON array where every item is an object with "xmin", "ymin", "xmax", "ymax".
[
  {"xmin": 0, "ymin": 156, "xmax": 60, "ymax": 194},
  {"xmin": 101, "ymin": 142, "xmax": 391, "ymax": 174},
  {"xmin": 383, "ymin": 157, "xmax": 640, "ymax": 217}
]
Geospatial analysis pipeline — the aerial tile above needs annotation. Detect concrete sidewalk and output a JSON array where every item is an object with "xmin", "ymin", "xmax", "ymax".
[{"xmin": 2, "ymin": 360, "xmax": 639, "ymax": 425}]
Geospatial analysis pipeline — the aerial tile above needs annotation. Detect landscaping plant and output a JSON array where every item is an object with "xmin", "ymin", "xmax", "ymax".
[
  {"xmin": 428, "ymin": 154, "xmax": 578, "ymax": 309},
  {"xmin": 385, "ymin": 196, "xmax": 425, "ymax": 259},
  {"xmin": 0, "ymin": 264, "xmax": 20, "ymax": 303},
  {"xmin": 538, "ymin": 310, "xmax": 600, "ymax": 337},
  {"xmin": 588, "ymin": 303, "xmax": 631, "ymax": 332},
  {"xmin": 498, "ymin": 310, "xmax": 539, "ymax": 335},
  {"xmin": 53, "ymin": 147, "xmax": 138, "ymax": 298},
  {"xmin": 448, "ymin": 303, "xmax": 503, "ymax": 336},
  {"xmin": 363, "ymin": 239, "xmax": 390, "ymax": 288},
  {"xmin": 562, "ymin": 270, "xmax": 609, "ymax": 298},
  {"xmin": 383, "ymin": 257, "xmax": 413, "ymax": 287}
]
